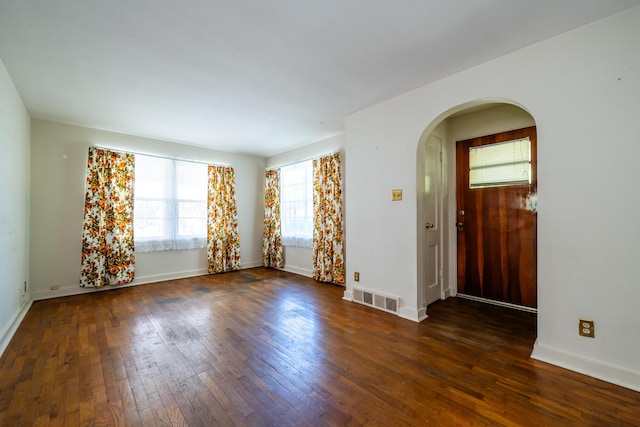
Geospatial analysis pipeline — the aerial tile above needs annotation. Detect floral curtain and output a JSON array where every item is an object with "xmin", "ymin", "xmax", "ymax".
[
  {"xmin": 80, "ymin": 147, "xmax": 135, "ymax": 288},
  {"xmin": 263, "ymin": 169, "xmax": 284, "ymax": 268},
  {"xmin": 207, "ymin": 165, "xmax": 241, "ymax": 273},
  {"xmin": 313, "ymin": 153, "xmax": 345, "ymax": 284}
]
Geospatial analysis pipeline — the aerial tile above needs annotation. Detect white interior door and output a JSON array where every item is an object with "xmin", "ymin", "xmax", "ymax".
[{"xmin": 424, "ymin": 134, "xmax": 442, "ymax": 306}]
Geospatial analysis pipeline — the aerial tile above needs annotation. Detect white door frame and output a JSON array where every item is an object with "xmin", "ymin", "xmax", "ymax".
[{"xmin": 423, "ymin": 134, "xmax": 443, "ymax": 307}]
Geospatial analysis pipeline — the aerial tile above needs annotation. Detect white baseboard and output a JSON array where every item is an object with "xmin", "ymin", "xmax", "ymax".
[
  {"xmin": 31, "ymin": 264, "xmax": 264, "ymax": 301},
  {"xmin": 280, "ymin": 265, "xmax": 313, "ymax": 278},
  {"xmin": 531, "ymin": 341, "xmax": 640, "ymax": 392},
  {"xmin": 132, "ymin": 268, "xmax": 209, "ymax": 286},
  {"xmin": 343, "ymin": 289, "xmax": 354, "ymax": 301},
  {"xmin": 31, "ymin": 268, "xmax": 207, "ymax": 300},
  {"xmin": 398, "ymin": 306, "xmax": 425, "ymax": 323},
  {"xmin": 242, "ymin": 261, "xmax": 263, "ymax": 269},
  {"xmin": 417, "ymin": 307, "xmax": 428, "ymax": 322},
  {"xmin": 0, "ymin": 299, "xmax": 33, "ymax": 358}
]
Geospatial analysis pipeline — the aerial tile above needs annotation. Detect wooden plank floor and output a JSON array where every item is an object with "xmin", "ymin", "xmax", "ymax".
[{"xmin": 1, "ymin": 268, "xmax": 638, "ymax": 426}]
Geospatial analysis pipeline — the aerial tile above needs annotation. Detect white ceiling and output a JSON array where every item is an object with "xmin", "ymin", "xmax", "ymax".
[{"xmin": 1, "ymin": 1, "xmax": 638, "ymax": 157}]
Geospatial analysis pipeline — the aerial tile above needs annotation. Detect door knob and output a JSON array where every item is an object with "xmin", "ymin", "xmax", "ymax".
[{"xmin": 425, "ymin": 222, "xmax": 434, "ymax": 229}]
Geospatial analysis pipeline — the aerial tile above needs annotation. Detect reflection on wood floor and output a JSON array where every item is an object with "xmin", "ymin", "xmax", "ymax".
[{"xmin": 1, "ymin": 268, "xmax": 638, "ymax": 426}]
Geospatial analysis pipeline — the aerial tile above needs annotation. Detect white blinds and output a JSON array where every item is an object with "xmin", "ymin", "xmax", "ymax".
[{"xmin": 469, "ymin": 137, "xmax": 531, "ymax": 188}]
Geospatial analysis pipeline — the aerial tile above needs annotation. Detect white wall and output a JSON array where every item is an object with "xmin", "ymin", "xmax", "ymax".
[
  {"xmin": 0, "ymin": 59, "xmax": 31, "ymax": 354},
  {"xmin": 30, "ymin": 119, "xmax": 264, "ymax": 299},
  {"xmin": 344, "ymin": 7, "xmax": 640, "ymax": 390},
  {"xmin": 265, "ymin": 134, "xmax": 344, "ymax": 277}
]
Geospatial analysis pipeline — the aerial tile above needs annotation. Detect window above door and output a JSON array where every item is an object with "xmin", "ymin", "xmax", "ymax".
[{"xmin": 468, "ymin": 137, "xmax": 531, "ymax": 188}]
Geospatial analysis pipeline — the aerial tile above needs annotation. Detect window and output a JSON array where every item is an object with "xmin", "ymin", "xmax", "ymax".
[
  {"xmin": 469, "ymin": 137, "xmax": 531, "ymax": 188},
  {"xmin": 280, "ymin": 160, "xmax": 313, "ymax": 248},
  {"xmin": 134, "ymin": 155, "xmax": 208, "ymax": 252}
]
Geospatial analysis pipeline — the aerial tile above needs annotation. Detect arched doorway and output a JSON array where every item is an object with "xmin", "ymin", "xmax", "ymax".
[{"xmin": 416, "ymin": 100, "xmax": 537, "ymax": 318}]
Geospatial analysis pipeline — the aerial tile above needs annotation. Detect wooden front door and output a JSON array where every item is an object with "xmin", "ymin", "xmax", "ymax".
[{"xmin": 456, "ymin": 126, "xmax": 537, "ymax": 308}]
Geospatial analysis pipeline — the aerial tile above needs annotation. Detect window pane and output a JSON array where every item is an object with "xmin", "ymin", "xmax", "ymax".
[
  {"xmin": 135, "ymin": 218, "xmax": 165, "ymax": 238},
  {"xmin": 469, "ymin": 163, "xmax": 530, "ymax": 187},
  {"xmin": 134, "ymin": 199, "xmax": 169, "ymax": 239},
  {"xmin": 176, "ymin": 161, "xmax": 207, "ymax": 200},
  {"xmin": 178, "ymin": 201, "xmax": 206, "ymax": 237},
  {"xmin": 179, "ymin": 217, "xmax": 206, "ymax": 237},
  {"xmin": 280, "ymin": 160, "xmax": 313, "ymax": 247},
  {"xmin": 178, "ymin": 200, "xmax": 205, "ymax": 217},
  {"xmin": 134, "ymin": 199, "xmax": 167, "ymax": 217},
  {"xmin": 469, "ymin": 138, "xmax": 531, "ymax": 188},
  {"xmin": 135, "ymin": 156, "xmax": 171, "ymax": 198}
]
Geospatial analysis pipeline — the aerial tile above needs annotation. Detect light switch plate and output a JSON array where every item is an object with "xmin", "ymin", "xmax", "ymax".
[{"xmin": 392, "ymin": 189, "xmax": 402, "ymax": 201}]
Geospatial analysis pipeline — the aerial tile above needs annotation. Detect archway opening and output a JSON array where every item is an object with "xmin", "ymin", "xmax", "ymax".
[{"xmin": 416, "ymin": 99, "xmax": 537, "ymax": 321}]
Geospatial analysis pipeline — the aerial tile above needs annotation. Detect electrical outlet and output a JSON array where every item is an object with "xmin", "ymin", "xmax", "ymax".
[
  {"xmin": 579, "ymin": 319, "xmax": 595, "ymax": 338},
  {"xmin": 354, "ymin": 272, "xmax": 360, "ymax": 282},
  {"xmin": 50, "ymin": 284, "xmax": 60, "ymax": 291}
]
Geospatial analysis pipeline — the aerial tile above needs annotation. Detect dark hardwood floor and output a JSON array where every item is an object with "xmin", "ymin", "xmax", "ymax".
[{"xmin": 0, "ymin": 268, "xmax": 638, "ymax": 426}]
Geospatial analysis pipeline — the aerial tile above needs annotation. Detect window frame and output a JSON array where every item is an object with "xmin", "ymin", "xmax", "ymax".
[
  {"xmin": 279, "ymin": 159, "xmax": 314, "ymax": 249},
  {"xmin": 468, "ymin": 137, "xmax": 532, "ymax": 189},
  {"xmin": 134, "ymin": 155, "xmax": 208, "ymax": 252}
]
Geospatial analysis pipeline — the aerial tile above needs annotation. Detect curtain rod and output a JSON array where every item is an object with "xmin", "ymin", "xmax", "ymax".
[
  {"xmin": 93, "ymin": 145, "xmax": 231, "ymax": 167},
  {"xmin": 265, "ymin": 151, "xmax": 341, "ymax": 171}
]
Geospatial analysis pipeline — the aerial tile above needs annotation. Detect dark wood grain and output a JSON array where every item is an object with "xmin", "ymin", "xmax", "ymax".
[
  {"xmin": 456, "ymin": 126, "xmax": 538, "ymax": 308},
  {"xmin": 1, "ymin": 268, "xmax": 638, "ymax": 426}
]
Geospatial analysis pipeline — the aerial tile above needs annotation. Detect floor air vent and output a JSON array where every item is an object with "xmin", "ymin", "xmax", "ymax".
[{"xmin": 353, "ymin": 287, "xmax": 400, "ymax": 315}]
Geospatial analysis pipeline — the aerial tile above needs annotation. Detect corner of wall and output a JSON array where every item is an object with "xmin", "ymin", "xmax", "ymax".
[
  {"xmin": 0, "ymin": 57, "xmax": 32, "ymax": 359},
  {"xmin": 0, "ymin": 300, "xmax": 32, "ymax": 357}
]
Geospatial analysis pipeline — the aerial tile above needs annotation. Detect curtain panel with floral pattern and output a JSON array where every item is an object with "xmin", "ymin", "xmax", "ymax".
[
  {"xmin": 262, "ymin": 169, "xmax": 284, "ymax": 268},
  {"xmin": 80, "ymin": 147, "xmax": 135, "ymax": 288},
  {"xmin": 207, "ymin": 165, "xmax": 241, "ymax": 273},
  {"xmin": 312, "ymin": 153, "xmax": 345, "ymax": 284}
]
